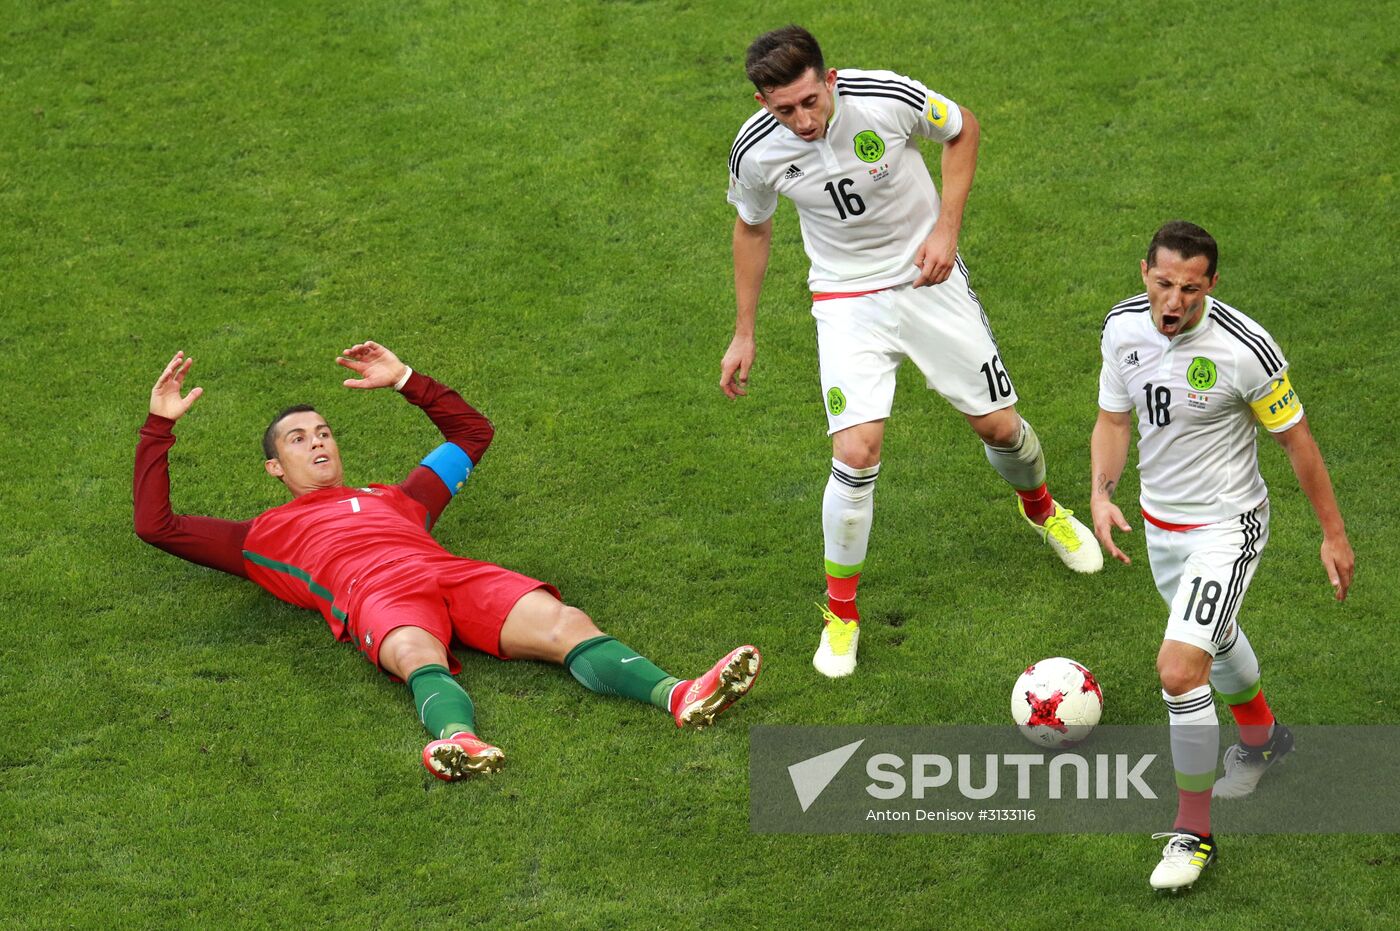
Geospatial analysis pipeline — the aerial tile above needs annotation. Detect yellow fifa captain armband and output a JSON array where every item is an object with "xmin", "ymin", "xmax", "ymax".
[
  {"xmin": 1249, "ymin": 373, "xmax": 1302, "ymax": 430},
  {"xmin": 926, "ymin": 97, "xmax": 948, "ymax": 128}
]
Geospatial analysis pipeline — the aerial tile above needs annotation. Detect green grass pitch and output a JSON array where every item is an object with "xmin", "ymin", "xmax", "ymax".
[{"xmin": 3, "ymin": 0, "xmax": 1398, "ymax": 925}]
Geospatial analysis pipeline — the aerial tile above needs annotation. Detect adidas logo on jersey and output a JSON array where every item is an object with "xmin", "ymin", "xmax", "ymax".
[
  {"xmin": 784, "ymin": 164, "xmax": 804, "ymax": 180},
  {"xmin": 1123, "ymin": 350, "xmax": 1140, "ymax": 366}
]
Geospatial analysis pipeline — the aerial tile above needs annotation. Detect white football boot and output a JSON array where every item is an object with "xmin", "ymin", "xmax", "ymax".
[
  {"xmin": 1149, "ymin": 831, "xmax": 1216, "ymax": 891},
  {"xmin": 1020, "ymin": 498, "xmax": 1103, "ymax": 574},
  {"xmin": 813, "ymin": 604, "xmax": 859, "ymax": 678}
]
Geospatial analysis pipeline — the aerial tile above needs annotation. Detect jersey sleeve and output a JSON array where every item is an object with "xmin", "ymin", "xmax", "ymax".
[
  {"xmin": 727, "ymin": 167, "xmax": 778, "ymax": 225},
  {"xmin": 133, "ymin": 415, "xmax": 252, "ymax": 577},
  {"xmin": 1097, "ymin": 325, "xmax": 1134, "ymax": 412},
  {"xmin": 396, "ymin": 371, "xmax": 495, "ymax": 527},
  {"xmin": 727, "ymin": 115, "xmax": 779, "ymax": 225},
  {"xmin": 849, "ymin": 69, "xmax": 963, "ymax": 144},
  {"xmin": 1230, "ymin": 322, "xmax": 1303, "ymax": 433}
]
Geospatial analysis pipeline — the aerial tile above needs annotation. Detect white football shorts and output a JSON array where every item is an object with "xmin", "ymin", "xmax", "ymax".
[
  {"xmin": 1146, "ymin": 500, "xmax": 1271, "ymax": 656},
  {"xmin": 811, "ymin": 261, "xmax": 1016, "ymax": 434}
]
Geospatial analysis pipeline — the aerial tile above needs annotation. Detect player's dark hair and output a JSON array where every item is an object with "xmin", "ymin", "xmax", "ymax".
[
  {"xmin": 746, "ymin": 25, "xmax": 824, "ymax": 93},
  {"xmin": 1147, "ymin": 220, "xmax": 1219, "ymax": 278},
  {"xmin": 262, "ymin": 405, "xmax": 320, "ymax": 460}
]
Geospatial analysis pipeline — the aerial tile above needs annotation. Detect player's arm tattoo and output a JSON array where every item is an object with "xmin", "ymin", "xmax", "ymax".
[{"xmin": 1096, "ymin": 473, "xmax": 1117, "ymax": 498}]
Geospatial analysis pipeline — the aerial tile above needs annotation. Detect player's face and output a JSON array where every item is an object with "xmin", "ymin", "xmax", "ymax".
[
  {"xmin": 265, "ymin": 410, "xmax": 344, "ymax": 495},
  {"xmin": 757, "ymin": 68, "xmax": 837, "ymax": 142},
  {"xmin": 1141, "ymin": 249, "xmax": 1218, "ymax": 339}
]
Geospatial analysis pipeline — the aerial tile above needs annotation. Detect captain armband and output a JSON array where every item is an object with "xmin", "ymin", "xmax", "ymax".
[
  {"xmin": 1249, "ymin": 373, "xmax": 1303, "ymax": 432},
  {"xmin": 925, "ymin": 96, "xmax": 949, "ymax": 128},
  {"xmin": 421, "ymin": 442, "xmax": 474, "ymax": 496}
]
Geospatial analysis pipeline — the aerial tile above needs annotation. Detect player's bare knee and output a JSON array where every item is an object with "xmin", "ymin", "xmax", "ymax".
[
  {"xmin": 986, "ymin": 423, "xmax": 1021, "ymax": 447},
  {"xmin": 379, "ymin": 627, "xmax": 447, "ymax": 678},
  {"xmin": 973, "ymin": 409, "xmax": 1021, "ymax": 447},
  {"xmin": 551, "ymin": 605, "xmax": 602, "ymax": 648},
  {"xmin": 834, "ymin": 446, "xmax": 879, "ymax": 470},
  {"xmin": 1157, "ymin": 659, "xmax": 1208, "ymax": 696},
  {"xmin": 392, "ymin": 644, "xmax": 440, "ymax": 673}
]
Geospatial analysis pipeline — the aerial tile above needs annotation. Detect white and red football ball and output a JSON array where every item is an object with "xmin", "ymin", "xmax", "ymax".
[{"xmin": 1011, "ymin": 657, "xmax": 1104, "ymax": 748}]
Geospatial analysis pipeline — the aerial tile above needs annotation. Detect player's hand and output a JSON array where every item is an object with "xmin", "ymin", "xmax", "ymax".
[
  {"xmin": 1090, "ymin": 498, "xmax": 1132, "ymax": 565},
  {"xmin": 913, "ymin": 223, "xmax": 958, "ymax": 287},
  {"xmin": 149, "ymin": 351, "xmax": 203, "ymax": 421},
  {"xmin": 338, "ymin": 340, "xmax": 408, "ymax": 390},
  {"xmin": 720, "ymin": 334, "xmax": 755, "ymax": 399},
  {"xmin": 1321, "ymin": 533, "xmax": 1354, "ymax": 601}
]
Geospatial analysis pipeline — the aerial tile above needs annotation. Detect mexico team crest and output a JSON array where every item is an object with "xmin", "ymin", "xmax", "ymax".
[
  {"xmin": 827, "ymin": 387, "xmax": 848, "ymax": 416},
  {"xmin": 1187, "ymin": 357, "xmax": 1218, "ymax": 391},
  {"xmin": 853, "ymin": 130, "xmax": 885, "ymax": 163}
]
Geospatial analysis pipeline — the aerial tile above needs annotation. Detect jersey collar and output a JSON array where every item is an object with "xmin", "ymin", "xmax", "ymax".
[{"xmin": 1183, "ymin": 296, "xmax": 1214, "ymax": 336}]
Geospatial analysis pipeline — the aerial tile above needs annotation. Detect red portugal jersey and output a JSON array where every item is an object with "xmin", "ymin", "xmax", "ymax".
[{"xmin": 242, "ymin": 484, "xmax": 450, "ymax": 641}]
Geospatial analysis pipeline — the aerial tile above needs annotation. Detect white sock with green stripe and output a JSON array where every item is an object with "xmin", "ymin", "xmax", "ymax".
[
  {"xmin": 824, "ymin": 459, "xmax": 879, "ymax": 619},
  {"xmin": 1164, "ymin": 684, "xmax": 1218, "ymax": 835},
  {"xmin": 1212, "ymin": 626, "xmax": 1275, "ymax": 746}
]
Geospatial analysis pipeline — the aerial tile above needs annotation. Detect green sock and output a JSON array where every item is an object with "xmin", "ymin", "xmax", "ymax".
[
  {"xmin": 406, "ymin": 664, "xmax": 477, "ymax": 739},
  {"xmin": 564, "ymin": 635, "xmax": 680, "ymax": 713}
]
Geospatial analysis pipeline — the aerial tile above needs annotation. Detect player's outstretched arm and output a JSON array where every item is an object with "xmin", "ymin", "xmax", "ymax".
[
  {"xmin": 1271, "ymin": 416, "xmax": 1354, "ymax": 601},
  {"xmin": 722, "ymin": 216, "xmax": 772, "ymax": 398},
  {"xmin": 135, "ymin": 352, "xmax": 251, "ymax": 577},
  {"xmin": 337, "ymin": 341, "xmax": 493, "ymax": 463},
  {"xmin": 358, "ymin": 345, "xmax": 496, "ymax": 527},
  {"xmin": 337, "ymin": 340, "xmax": 409, "ymax": 390},
  {"xmin": 1089, "ymin": 407, "xmax": 1134, "ymax": 565}
]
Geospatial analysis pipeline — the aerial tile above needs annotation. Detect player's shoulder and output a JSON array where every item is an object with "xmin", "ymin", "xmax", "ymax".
[
  {"xmin": 836, "ymin": 67, "xmax": 927, "ymax": 91},
  {"xmin": 1101, "ymin": 292, "xmax": 1151, "ymax": 337},
  {"xmin": 834, "ymin": 67, "xmax": 928, "ymax": 113},
  {"xmin": 732, "ymin": 106, "xmax": 777, "ymax": 142},
  {"xmin": 1208, "ymin": 296, "xmax": 1276, "ymax": 342},
  {"xmin": 730, "ymin": 107, "xmax": 783, "ymax": 178},
  {"xmin": 1207, "ymin": 296, "xmax": 1285, "ymax": 376}
]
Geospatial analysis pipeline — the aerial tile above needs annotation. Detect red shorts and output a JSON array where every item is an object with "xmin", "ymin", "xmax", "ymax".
[{"xmin": 346, "ymin": 554, "xmax": 559, "ymax": 673}]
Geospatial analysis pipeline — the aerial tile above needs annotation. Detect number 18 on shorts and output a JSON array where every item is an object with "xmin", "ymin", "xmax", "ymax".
[{"xmin": 1148, "ymin": 503, "xmax": 1270, "ymax": 656}]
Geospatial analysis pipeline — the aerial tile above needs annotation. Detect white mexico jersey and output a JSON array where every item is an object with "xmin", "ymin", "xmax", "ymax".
[
  {"xmin": 1099, "ymin": 294, "xmax": 1304, "ymax": 524},
  {"xmin": 727, "ymin": 68, "xmax": 964, "ymax": 293}
]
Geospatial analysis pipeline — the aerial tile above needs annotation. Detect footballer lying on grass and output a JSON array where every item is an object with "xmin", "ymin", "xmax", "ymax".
[{"xmin": 134, "ymin": 341, "xmax": 761, "ymax": 780}]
